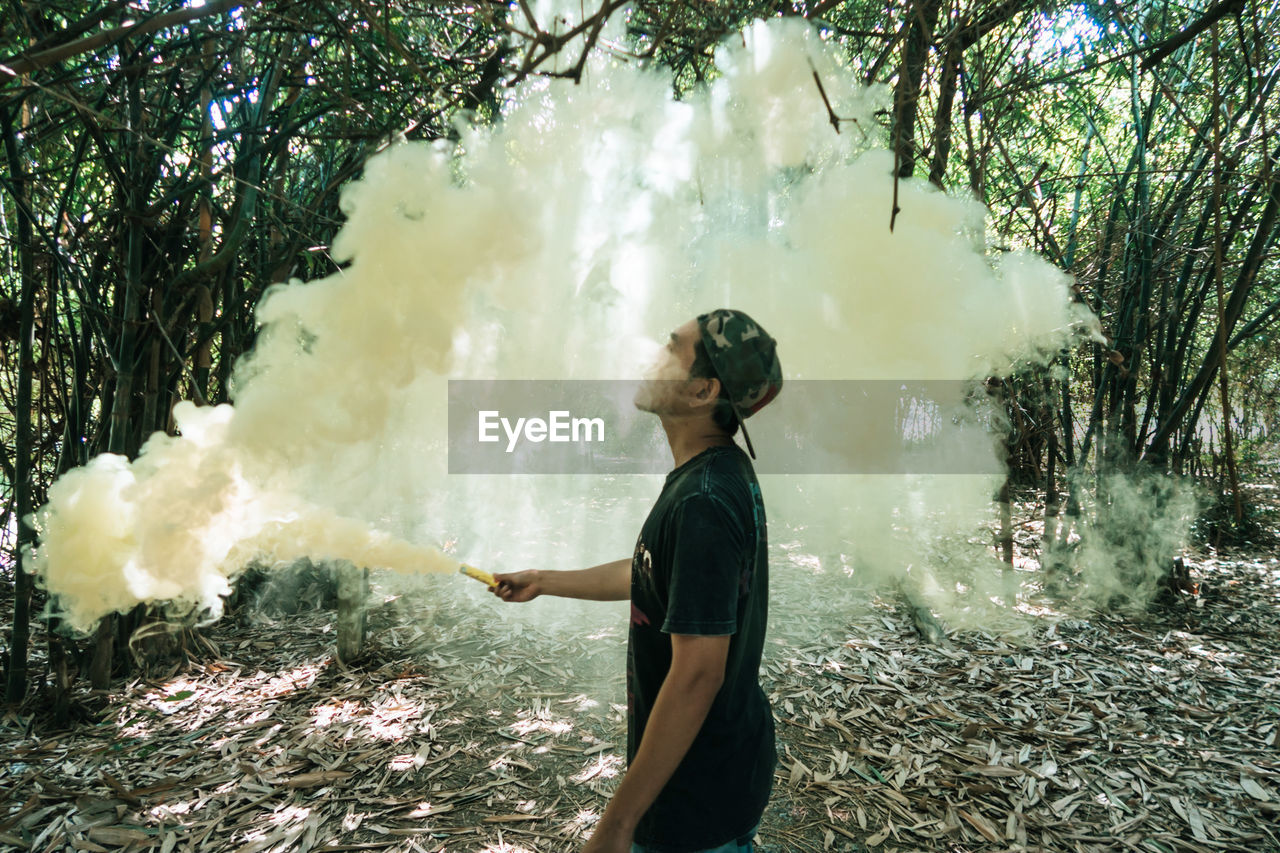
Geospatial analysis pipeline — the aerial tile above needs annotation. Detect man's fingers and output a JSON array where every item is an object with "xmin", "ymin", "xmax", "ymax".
[{"xmin": 487, "ymin": 573, "xmax": 534, "ymax": 603}]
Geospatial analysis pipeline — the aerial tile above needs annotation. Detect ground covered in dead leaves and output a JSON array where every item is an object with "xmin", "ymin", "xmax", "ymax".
[{"xmin": 3, "ymin": 522, "xmax": 1279, "ymax": 853}]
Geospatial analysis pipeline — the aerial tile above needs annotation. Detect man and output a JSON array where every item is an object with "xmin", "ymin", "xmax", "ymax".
[{"xmin": 492, "ymin": 309, "xmax": 782, "ymax": 853}]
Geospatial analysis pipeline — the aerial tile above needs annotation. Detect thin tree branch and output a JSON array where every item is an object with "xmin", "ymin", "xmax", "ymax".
[{"xmin": 0, "ymin": 0, "xmax": 245, "ymax": 83}]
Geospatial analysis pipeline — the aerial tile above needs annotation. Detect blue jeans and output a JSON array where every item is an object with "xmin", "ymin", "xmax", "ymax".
[{"xmin": 630, "ymin": 824, "xmax": 760, "ymax": 853}]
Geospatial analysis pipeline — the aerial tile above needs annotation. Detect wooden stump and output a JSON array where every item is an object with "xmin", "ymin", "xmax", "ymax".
[
  {"xmin": 89, "ymin": 615, "xmax": 115, "ymax": 689},
  {"xmin": 50, "ymin": 632, "xmax": 72, "ymax": 728},
  {"xmin": 897, "ymin": 582, "xmax": 949, "ymax": 646},
  {"xmin": 336, "ymin": 561, "xmax": 369, "ymax": 664}
]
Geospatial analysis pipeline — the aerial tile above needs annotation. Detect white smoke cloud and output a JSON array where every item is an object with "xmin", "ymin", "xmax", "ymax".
[
  {"xmin": 1058, "ymin": 466, "xmax": 1202, "ymax": 610},
  {"xmin": 29, "ymin": 18, "xmax": 1103, "ymax": 634}
]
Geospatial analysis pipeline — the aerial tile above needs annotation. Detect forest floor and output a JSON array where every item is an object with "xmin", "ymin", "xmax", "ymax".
[{"xmin": 2, "ymin": 486, "xmax": 1279, "ymax": 853}]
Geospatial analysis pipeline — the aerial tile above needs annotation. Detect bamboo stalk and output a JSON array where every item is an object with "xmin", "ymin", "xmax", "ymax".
[
  {"xmin": 1209, "ymin": 22, "xmax": 1244, "ymax": 524},
  {"xmin": 1, "ymin": 102, "xmax": 35, "ymax": 704}
]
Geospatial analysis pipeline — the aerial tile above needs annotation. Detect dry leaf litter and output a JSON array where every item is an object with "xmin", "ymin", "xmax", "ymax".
[{"xmin": 2, "ymin": 498, "xmax": 1279, "ymax": 853}]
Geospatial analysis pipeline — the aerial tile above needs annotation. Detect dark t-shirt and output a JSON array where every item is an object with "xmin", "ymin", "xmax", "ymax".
[{"xmin": 627, "ymin": 444, "xmax": 776, "ymax": 852}]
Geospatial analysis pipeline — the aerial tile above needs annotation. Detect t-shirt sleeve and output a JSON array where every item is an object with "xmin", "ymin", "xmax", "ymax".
[{"xmin": 662, "ymin": 493, "xmax": 748, "ymax": 636}]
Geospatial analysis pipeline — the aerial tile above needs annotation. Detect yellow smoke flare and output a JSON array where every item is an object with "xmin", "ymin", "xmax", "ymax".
[{"xmin": 458, "ymin": 564, "xmax": 497, "ymax": 588}]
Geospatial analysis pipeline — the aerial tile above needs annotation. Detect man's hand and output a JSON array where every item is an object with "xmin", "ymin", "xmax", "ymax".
[
  {"xmin": 492, "ymin": 570, "xmax": 542, "ymax": 602},
  {"xmin": 581, "ymin": 819, "xmax": 633, "ymax": 853}
]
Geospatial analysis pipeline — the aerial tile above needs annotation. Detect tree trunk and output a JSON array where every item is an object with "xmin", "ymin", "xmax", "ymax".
[
  {"xmin": 195, "ymin": 284, "xmax": 214, "ymax": 400},
  {"xmin": 891, "ymin": 0, "xmax": 945, "ymax": 180},
  {"xmin": 2, "ymin": 102, "xmax": 36, "ymax": 704},
  {"xmin": 336, "ymin": 562, "xmax": 368, "ymax": 663},
  {"xmin": 1209, "ymin": 23, "xmax": 1243, "ymax": 523},
  {"xmin": 89, "ymin": 618, "xmax": 114, "ymax": 690},
  {"xmin": 50, "ymin": 634, "xmax": 72, "ymax": 726},
  {"xmin": 927, "ymin": 41, "xmax": 962, "ymax": 188},
  {"xmin": 1146, "ymin": 139, "xmax": 1280, "ymax": 458},
  {"xmin": 93, "ymin": 61, "xmax": 149, "ymax": 690},
  {"xmin": 1043, "ymin": 378, "xmax": 1060, "ymax": 531}
]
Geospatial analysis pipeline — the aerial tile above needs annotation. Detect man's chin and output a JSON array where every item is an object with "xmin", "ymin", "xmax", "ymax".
[{"xmin": 632, "ymin": 385, "xmax": 659, "ymax": 413}]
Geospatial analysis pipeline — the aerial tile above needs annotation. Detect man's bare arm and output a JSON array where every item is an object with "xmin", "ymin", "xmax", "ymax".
[
  {"xmin": 492, "ymin": 558, "xmax": 630, "ymax": 602},
  {"xmin": 586, "ymin": 633, "xmax": 730, "ymax": 846}
]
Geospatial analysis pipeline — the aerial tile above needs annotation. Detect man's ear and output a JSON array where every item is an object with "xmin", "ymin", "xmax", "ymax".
[{"xmin": 693, "ymin": 377, "xmax": 720, "ymax": 403}]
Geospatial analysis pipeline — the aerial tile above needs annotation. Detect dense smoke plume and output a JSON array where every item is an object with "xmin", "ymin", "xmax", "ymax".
[{"xmin": 30, "ymin": 18, "xmax": 1118, "ymax": 633}]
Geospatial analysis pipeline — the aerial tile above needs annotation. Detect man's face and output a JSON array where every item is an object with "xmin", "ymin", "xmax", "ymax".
[{"xmin": 633, "ymin": 318, "xmax": 718, "ymax": 416}]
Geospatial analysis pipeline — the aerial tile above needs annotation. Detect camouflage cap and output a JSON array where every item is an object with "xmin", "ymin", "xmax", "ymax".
[{"xmin": 696, "ymin": 309, "xmax": 783, "ymax": 459}]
